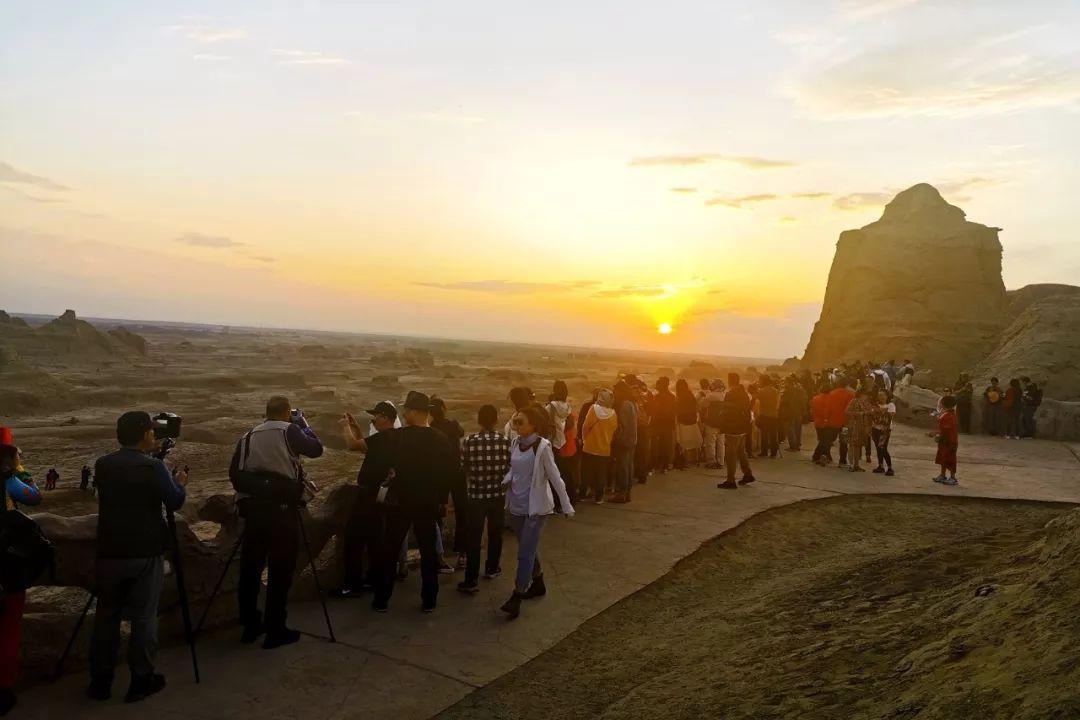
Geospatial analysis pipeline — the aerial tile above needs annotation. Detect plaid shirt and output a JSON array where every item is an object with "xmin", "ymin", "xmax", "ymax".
[{"xmin": 462, "ymin": 429, "xmax": 511, "ymax": 500}]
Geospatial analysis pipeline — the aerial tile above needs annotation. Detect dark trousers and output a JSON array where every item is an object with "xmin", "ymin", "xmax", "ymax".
[
  {"xmin": 376, "ymin": 504, "xmax": 441, "ymax": 607},
  {"xmin": 786, "ymin": 418, "xmax": 803, "ymax": 450},
  {"xmin": 957, "ymin": 400, "xmax": 972, "ymax": 433},
  {"xmin": 1005, "ymin": 409, "xmax": 1022, "ymax": 437},
  {"xmin": 839, "ymin": 430, "xmax": 849, "ymax": 465},
  {"xmin": 872, "ymin": 428, "xmax": 892, "ymax": 468},
  {"xmin": 984, "ymin": 403, "xmax": 1002, "ymax": 435},
  {"xmin": 614, "ymin": 443, "xmax": 635, "ymax": 494},
  {"xmin": 813, "ymin": 426, "xmax": 836, "ymax": 462},
  {"xmin": 342, "ymin": 499, "xmax": 382, "ymax": 589},
  {"xmin": 723, "ymin": 434, "xmax": 753, "ymax": 483},
  {"xmin": 757, "ymin": 417, "xmax": 779, "ymax": 456},
  {"xmin": 239, "ymin": 507, "xmax": 299, "ymax": 633},
  {"xmin": 90, "ymin": 556, "xmax": 164, "ymax": 682},
  {"xmin": 652, "ymin": 426, "xmax": 675, "ymax": 470},
  {"xmin": 555, "ymin": 453, "xmax": 577, "ymax": 503},
  {"xmin": 0, "ymin": 591, "xmax": 25, "ymax": 689},
  {"xmin": 464, "ymin": 497, "xmax": 505, "ymax": 583},
  {"xmin": 634, "ymin": 431, "xmax": 651, "ymax": 482},
  {"xmin": 448, "ymin": 467, "xmax": 468, "ymax": 553},
  {"xmin": 581, "ymin": 452, "xmax": 609, "ymax": 501},
  {"xmin": 1021, "ymin": 406, "xmax": 1037, "ymax": 438}
]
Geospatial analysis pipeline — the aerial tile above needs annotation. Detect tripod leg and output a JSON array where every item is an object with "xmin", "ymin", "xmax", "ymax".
[
  {"xmin": 195, "ymin": 532, "xmax": 244, "ymax": 636},
  {"xmin": 168, "ymin": 513, "xmax": 201, "ymax": 684},
  {"xmin": 51, "ymin": 591, "xmax": 95, "ymax": 682},
  {"xmin": 296, "ymin": 508, "xmax": 335, "ymax": 643}
]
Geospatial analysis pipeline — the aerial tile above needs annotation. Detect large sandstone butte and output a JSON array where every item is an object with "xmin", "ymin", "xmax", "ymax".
[{"xmin": 802, "ymin": 183, "xmax": 1007, "ymax": 381}]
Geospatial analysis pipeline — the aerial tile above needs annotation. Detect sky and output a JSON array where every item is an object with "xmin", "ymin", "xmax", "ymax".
[{"xmin": 2, "ymin": 0, "xmax": 1078, "ymax": 359}]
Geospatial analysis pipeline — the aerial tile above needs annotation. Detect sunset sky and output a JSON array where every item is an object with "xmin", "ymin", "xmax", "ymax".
[{"xmin": 2, "ymin": 1, "xmax": 1078, "ymax": 358}]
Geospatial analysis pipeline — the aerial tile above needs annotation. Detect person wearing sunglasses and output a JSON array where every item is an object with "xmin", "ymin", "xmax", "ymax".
[{"xmin": 499, "ymin": 405, "xmax": 575, "ymax": 619}]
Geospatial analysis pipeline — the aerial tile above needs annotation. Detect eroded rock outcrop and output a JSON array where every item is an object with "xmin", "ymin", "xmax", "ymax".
[{"xmin": 802, "ymin": 184, "xmax": 1007, "ymax": 382}]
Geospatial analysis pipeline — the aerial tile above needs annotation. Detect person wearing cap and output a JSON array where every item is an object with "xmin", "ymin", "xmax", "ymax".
[
  {"xmin": 372, "ymin": 391, "xmax": 456, "ymax": 613},
  {"xmin": 87, "ymin": 411, "xmax": 188, "ymax": 704},
  {"xmin": 335, "ymin": 401, "xmax": 400, "ymax": 598},
  {"xmin": 228, "ymin": 396, "xmax": 323, "ymax": 650},
  {"xmin": 1, "ymin": 436, "xmax": 42, "ymax": 716}
]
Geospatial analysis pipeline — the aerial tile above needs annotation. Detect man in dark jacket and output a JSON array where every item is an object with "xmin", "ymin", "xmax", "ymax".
[
  {"xmin": 718, "ymin": 374, "xmax": 755, "ymax": 489},
  {"xmin": 372, "ymin": 391, "xmax": 456, "ymax": 613},
  {"xmin": 649, "ymin": 377, "xmax": 677, "ymax": 473},
  {"xmin": 89, "ymin": 411, "xmax": 188, "ymax": 704}
]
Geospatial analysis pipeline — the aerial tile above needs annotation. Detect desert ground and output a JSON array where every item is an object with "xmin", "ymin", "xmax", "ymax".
[{"xmin": 6, "ymin": 313, "xmax": 1080, "ymax": 719}]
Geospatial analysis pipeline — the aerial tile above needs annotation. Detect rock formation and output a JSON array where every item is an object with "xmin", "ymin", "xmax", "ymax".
[{"xmin": 802, "ymin": 184, "xmax": 1008, "ymax": 382}]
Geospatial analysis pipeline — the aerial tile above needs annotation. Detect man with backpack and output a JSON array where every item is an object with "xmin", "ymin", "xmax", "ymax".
[
  {"xmin": 1, "ymin": 437, "xmax": 44, "ymax": 716},
  {"xmin": 701, "ymin": 380, "xmax": 726, "ymax": 470},
  {"xmin": 228, "ymin": 397, "xmax": 323, "ymax": 649}
]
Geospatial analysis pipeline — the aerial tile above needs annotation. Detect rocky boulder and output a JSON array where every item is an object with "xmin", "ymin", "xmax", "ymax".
[{"xmin": 802, "ymin": 184, "xmax": 1008, "ymax": 382}]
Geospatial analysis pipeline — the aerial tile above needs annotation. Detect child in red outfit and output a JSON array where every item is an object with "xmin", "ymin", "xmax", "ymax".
[{"xmin": 930, "ymin": 395, "xmax": 959, "ymax": 485}]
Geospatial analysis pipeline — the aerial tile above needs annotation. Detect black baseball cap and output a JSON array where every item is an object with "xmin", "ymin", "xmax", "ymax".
[
  {"xmin": 403, "ymin": 390, "xmax": 433, "ymax": 412},
  {"xmin": 117, "ymin": 411, "xmax": 153, "ymax": 445},
  {"xmin": 365, "ymin": 400, "xmax": 398, "ymax": 420}
]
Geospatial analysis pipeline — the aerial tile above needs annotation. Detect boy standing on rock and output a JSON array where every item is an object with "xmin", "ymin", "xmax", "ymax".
[{"xmin": 931, "ymin": 396, "xmax": 960, "ymax": 486}]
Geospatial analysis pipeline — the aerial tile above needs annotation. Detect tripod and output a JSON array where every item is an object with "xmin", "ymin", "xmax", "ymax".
[
  {"xmin": 53, "ymin": 440, "xmax": 199, "ymax": 683},
  {"xmin": 195, "ymin": 503, "xmax": 335, "ymax": 643}
]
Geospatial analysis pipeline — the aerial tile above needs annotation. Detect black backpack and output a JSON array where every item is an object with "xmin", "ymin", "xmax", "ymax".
[
  {"xmin": 0, "ymin": 486, "xmax": 54, "ymax": 596},
  {"xmin": 706, "ymin": 399, "xmax": 726, "ymax": 429}
]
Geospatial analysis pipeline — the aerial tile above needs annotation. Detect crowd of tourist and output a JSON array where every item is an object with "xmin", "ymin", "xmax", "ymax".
[{"xmin": 0, "ymin": 358, "xmax": 1050, "ymax": 714}]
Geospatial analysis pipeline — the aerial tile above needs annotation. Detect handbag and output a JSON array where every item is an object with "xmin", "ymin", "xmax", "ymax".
[{"xmin": 0, "ymin": 486, "xmax": 55, "ymax": 596}]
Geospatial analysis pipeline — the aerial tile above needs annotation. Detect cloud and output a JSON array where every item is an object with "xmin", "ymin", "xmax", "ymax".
[
  {"xmin": 0, "ymin": 161, "xmax": 71, "ymax": 191},
  {"xmin": 788, "ymin": 28, "xmax": 1080, "ymax": 118},
  {"xmin": 628, "ymin": 154, "xmax": 795, "ymax": 169},
  {"xmin": 166, "ymin": 23, "xmax": 247, "ymax": 43},
  {"xmin": 831, "ymin": 192, "xmax": 893, "ymax": 210},
  {"xmin": 176, "ymin": 232, "xmax": 244, "ymax": 248},
  {"xmin": 704, "ymin": 193, "xmax": 779, "ymax": 209},
  {"xmin": 416, "ymin": 280, "xmax": 598, "ymax": 295},
  {"xmin": 193, "ymin": 53, "xmax": 231, "ymax": 62},
  {"xmin": 837, "ymin": 0, "xmax": 921, "ymax": 22},
  {"xmin": 670, "ymin": 187, "xmax": 698, "ymax": 194},
  {"xmin": 592, "ymin": 285, "xmax": 669, "ymax": 299},
  {"xmin": 791, "ymin": 192, "xmax": 831, "ymax": 199},
  {"xmin": 271, "ymin": 49, "xmax": 348, "ymax": 66},
  {"xmin": 251, "ymin": 255, "xmax": 275, "ymax": 263},
  {"xmin": 779, "ymin": 216, "xmax": 798, "ymax": 224}
]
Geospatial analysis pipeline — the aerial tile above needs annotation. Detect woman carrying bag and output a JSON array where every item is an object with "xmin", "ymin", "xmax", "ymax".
[
  {"xmin": 500, "ymin": 405, "xmax": 575, "ymax": 620},
  {"xmin": 1, "ymin": 437, "xmax": 44, "ymax": 717}
]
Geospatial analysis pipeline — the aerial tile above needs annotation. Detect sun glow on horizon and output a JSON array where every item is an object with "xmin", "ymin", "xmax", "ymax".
[{"xmin": 658, "ymin": 322, "xmax": 673, "ymax": 335}]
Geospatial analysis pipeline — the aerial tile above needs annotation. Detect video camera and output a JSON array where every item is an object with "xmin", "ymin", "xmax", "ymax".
[{"xmin": 152, "ymin": 412, "xmax": 183, "ymax": 440}]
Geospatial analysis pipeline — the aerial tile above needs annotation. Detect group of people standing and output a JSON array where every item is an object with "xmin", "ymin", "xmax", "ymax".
[{"xmin": 951, "ymin": 374, "xmax": 1043, "ymax": 439}]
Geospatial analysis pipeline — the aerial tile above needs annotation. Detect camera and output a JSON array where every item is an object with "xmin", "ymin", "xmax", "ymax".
[
  {"xmin": 289, "ymin": 409, "xmax": 309, "ymax": 428},
  {"xmin": 152, "ymin": 412, "xmax": 183, "ymax": 440}
]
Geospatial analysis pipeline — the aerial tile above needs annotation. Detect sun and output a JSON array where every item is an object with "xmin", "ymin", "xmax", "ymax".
[{"xmin": 657, "ymin": 322, "xmax": 673, "ymax": 335}]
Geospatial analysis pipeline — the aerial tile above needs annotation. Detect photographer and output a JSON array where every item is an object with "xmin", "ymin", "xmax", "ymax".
[
  {"xmin": 87, "ymin": 412, "xmax": 188, "ymax": 704},
  {"xmin": 228, "ymin": 396, "xmax": 323, "ymax": 649}
]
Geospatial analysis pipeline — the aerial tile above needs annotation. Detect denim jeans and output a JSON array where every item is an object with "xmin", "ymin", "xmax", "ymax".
[
  {"xmin": 614, "ymin": 444, "xmax": 635, "ymax": 494},
  {"xmin": 90, "ymin": 556, "xmax": 164, "ymax": 682},
  {"xmin": 506, "ymin": 513, "xmax": 547, "ymax": 592}
]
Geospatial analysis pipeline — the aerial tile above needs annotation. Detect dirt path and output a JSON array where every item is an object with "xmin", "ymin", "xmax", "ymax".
[{"xmin": 439, "ymin": 495, "xmax": 1078, "ymax": 720}]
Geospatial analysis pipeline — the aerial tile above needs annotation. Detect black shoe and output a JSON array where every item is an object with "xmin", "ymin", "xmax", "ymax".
[
  {"xmin": 240, "ymin": 621, "xmax": 264, "ymax": 644},
  {"xmin": 885, "ymin": 468, "xmax": 895, "ymax": 476},
  {"xmin": 717, "ymin": 481, "xmax": 738, "ymax": 490},
  {"xmin": 483, "ymin": 567, "xmax": 502, "ymax": 579},
  {"xmin": 523, "ymin": 574, "xmax": 546, "ymax": 599},
  {"xmin": 739, "ymin": 475, "xmax": 756, "ymax": 486},
  {"xmin": 87, "ymin": 677, "xmax": 112, "ymax": 702},
  {"xmin": 372, "ymin": 599, "xmax": 389, "ymax": 613},
  {"xmin": 421, "ymin": 601, "xmax": 437, "ymax": 613},
  {"xmin": 0, "ymin": 687, "xmax": 14, "ymax": 716},
  {"xmin": 501, "ymin": 592, "xmax": 523, "ymax": 619},
  {"xmin": 457, "ymin": 580, "xmax": 480, "ymax": 594},
  {"xmin": 263, "ymin": 628, "xmax": 302, "ymax": 649},
  {"xmin": 872, "ymin": 466, "xmax": 885, "ymax": 474},
  {"xmin": 124, "ymin": 673, "xmax": 165, "ymax": 704},
  {"xmin": 330, "ymin": 586, "xmax": 359, "ymax": 599}
]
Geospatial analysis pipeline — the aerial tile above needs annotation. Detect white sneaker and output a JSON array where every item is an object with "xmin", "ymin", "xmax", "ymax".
[
  {"xmin": 942, "ymin": 476, "xmax": 958, "ymax": 486},
  {"xmin": 932, "ymin": 475, "xmax": 946, "ymax": 483}
]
